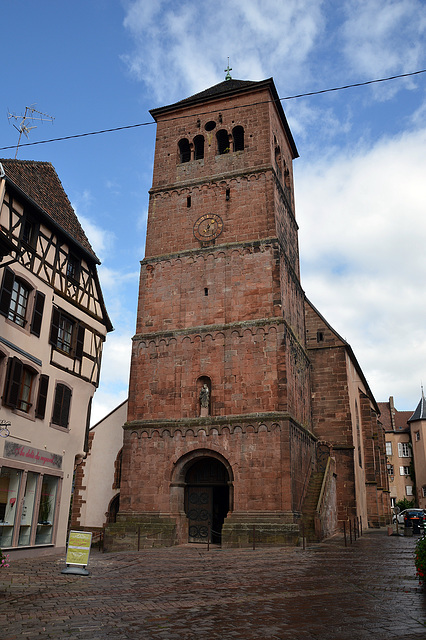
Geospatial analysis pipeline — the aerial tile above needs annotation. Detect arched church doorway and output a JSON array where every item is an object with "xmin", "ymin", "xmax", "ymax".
[{"xmin": 185, "ymin": 457, "xmax": 230, "ymax": 544}]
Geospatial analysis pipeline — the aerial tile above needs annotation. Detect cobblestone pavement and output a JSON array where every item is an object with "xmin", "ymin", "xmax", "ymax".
[{"xmin": 1, "ymin": 529, "xmax": 425, "ymax": 639}]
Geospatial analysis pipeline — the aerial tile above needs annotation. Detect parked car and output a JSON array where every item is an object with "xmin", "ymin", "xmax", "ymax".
[
  {"xmin": 403, "ymin": 509, "xmax": 425, "ymax": 532},
  {"xmin": 393, "ymin": 509, "xmax": 425, "ymax": 525}
]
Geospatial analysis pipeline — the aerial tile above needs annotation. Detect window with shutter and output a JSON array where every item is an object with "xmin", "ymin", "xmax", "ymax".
[
  {"xmin": 30, "ymin": 291, "xmax": 45, "ymax": 337},
  {"xmin": 50, "ymin": 307, "xmax": 83, "ymax": 359},
  {"xmin": 52, "ymin": 383, "xmax": 72, "ymax": 428},
  {"xmin": 35, "ymin": 375, "xmax": 49, "ymax": 419},
  {"xmin": 4, "ymin": 357, "xmax": 23, "ymax": 408},
  {"xmin": 3, "ymin": 357, "xmax": 36, "ymax": 413},
  {"xmin": 0, "ymin": 267, "xmax": 15, "ymax": 317}
]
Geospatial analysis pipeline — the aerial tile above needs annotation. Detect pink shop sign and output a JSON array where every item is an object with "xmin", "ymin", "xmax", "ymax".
[{"xmin": 4, "ymin": 441, "xmax": 62, "ymax": 470}]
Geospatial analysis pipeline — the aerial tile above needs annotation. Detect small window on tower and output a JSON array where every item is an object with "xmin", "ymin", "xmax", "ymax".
[
  {"xmin": 233, "ymin": 126, "xmax": 244, "ymax": 151},
  {"xmin": 178, "ymin": 138, "xmax": 191, "ymax": 163},
  {"xmin": 217, "ymin": 130, "xmax": 229, "ymax": 155},
  {"xmin": 187, "ymin": 196, "xmax": 191, "ymax": 208},
  {"xmin": 194, "ymin": 135, "xmax": 204, "ymax": 160},
  {"xmin": 226, "ymin": 188, "xmax": 230, "ymax": 201},
  {"xmin": 317, "ymin": 330, "xmax": 324, "ymax": 342}
]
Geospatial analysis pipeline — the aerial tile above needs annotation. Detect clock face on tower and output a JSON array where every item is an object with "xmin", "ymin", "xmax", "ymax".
[{"xmin": 193, "ymin": 213, "xmax": 224, "ymax": 242}]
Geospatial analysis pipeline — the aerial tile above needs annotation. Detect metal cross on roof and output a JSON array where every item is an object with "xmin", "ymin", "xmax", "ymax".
[{"xmin": 224, "ymin": 58, "xmax": 232, "ymax": 81}]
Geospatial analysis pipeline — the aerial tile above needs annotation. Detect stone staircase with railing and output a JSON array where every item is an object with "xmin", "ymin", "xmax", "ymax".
[{"xmin": 301, "ymin": 471, "xmax": 325, "ymax": 542}]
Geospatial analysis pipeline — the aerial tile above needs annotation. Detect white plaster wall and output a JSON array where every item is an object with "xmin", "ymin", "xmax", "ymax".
[{"xmin": 79, "ymin": 401, "xmax": 127, "ymax": 528}]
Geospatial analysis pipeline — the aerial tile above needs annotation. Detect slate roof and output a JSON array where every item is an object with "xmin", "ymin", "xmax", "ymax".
[
  {"xmin": 0, "ymin": 159, "xmax": 98, "ymax": 262},
  {"xmin": 408, "ymin": 391, "xmax": 426, "ymax": 422},
  {"xmin": 150, "ymin": 77, "xmax": 299, "ymax": 159}
]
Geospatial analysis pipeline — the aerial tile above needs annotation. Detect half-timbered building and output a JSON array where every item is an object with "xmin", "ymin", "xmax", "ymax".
[{"xmin": 0, "ymin": 159, "xmax": 112, "ymax": 557}]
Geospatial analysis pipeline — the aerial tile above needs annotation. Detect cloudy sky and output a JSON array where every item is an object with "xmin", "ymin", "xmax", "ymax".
[{"xmin": 1, "ymin": 0, "xmax": 425, "ymax": 423}]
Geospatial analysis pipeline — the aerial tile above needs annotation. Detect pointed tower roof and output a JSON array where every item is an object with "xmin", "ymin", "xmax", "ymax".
[{"xmin": 408, "ymin": 389, "xmax": 426, "ymax": 422}]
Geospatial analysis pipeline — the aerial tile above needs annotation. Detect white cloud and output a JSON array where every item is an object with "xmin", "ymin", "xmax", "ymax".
[
  {"xmin": 122, "ymin": 0, "xmax": 324, "ymax": 102},
  {"xmin": 341, "ymin": 0, "xmax": 426, "ymax": 82},
  {"xmin": 77, "ymin": 213, "xmax": 115, "ymax": 262},
  {"xmin": 296, "ymin": 126, "xmax": 426, "ymax": 409}
]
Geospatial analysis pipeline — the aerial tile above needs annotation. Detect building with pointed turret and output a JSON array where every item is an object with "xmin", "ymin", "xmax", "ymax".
[{"xmin": 381, "ymin": 391, "xmax": 426, "ymax": 510}]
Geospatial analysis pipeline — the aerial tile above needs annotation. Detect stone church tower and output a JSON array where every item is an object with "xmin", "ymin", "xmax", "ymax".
[{"xmin": 107, "ymin": 76, "xmax": 319, "ymax": 548}]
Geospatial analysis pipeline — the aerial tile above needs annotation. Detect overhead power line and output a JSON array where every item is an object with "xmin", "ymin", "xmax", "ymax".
[{"xmin": 0, "ymin": 68, "xmax": 425, "ymax": 152}]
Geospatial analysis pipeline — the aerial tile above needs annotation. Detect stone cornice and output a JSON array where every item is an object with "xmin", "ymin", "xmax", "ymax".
[
  {"xmin": 148, "ymin": 164, "xmax": 272, "ymax": 195},
  {"xmin": 141, "ymin": 236, "xmax": 279, "ymax": 265},
  {"xmin": 132, "ymin": 315, "xmax": 285, "ymax": 342},
  {"xmin": 124, "ymin": 411, "xmax": 316, "ymax": 440}
]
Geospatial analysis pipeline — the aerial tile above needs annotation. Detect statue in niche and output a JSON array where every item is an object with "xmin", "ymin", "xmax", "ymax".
[{"xmin": 199, "ymin": 383, "xmax": 210, "ymax": 416}]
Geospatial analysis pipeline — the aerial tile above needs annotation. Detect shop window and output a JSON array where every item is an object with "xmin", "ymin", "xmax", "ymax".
[
  {"xmin": 50, "ymin": 308, "xmax": 85, "ymax": 360},
  {"xmin": 3, "ymin": 357, "xmax": 37, "ymax": 414},
  {"xmin": 35, "ymin": 475, "xmax": 58, "ymax": 544},
  {"xmin": 216, "ymin": 130, "xmax": 229, "ymax": 155},
  {"xmin": 178, "ymin": 138, "xmax": 191, "ymax": 163},
  {"xmin": 194, "ymin": 135, "xmax": 204, "ymax": 160},
  {"xmin": 233, "ymin": 126, "xmax": 244, "ymax": 151},
  {"xmin": 0, "ymin": 467, "xmax": 22, "ymax": 547},
  {"xmin": 18, "ymin": 472, "xmax": 38, "ymax": 546},
  {"xmin": 51, "ymin": 383, "xmax": 72, "ymax": 428}
]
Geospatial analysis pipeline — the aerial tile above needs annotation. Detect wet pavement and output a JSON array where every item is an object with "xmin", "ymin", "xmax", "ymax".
[{"xmin": 1, "ymin": 528, "xmax": 425, "ymax": 639}]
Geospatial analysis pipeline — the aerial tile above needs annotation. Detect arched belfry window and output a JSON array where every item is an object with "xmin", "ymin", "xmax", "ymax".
[
  {"xmin": 216, "ymin": 130, "xmax": 229, "ymax": 155},
  {"xmin": 194, "ymin": 135, "xmax": 204, "ymax": 160},
  {"xmin": 178, "ymin": 138, "xmax": 191, "ymax": 163},
  {"xmin": 275, "ymin": 146, "xmax": 282, "ymax": 178},
  {"xmin": 233, "ymin": 126, "xmax": 244, "ymax": 152}
]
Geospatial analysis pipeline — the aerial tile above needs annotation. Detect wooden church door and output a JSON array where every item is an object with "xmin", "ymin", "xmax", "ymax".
[{"xmin": 187, "ymin": 486, "xmax": 213, "ymax": 543}]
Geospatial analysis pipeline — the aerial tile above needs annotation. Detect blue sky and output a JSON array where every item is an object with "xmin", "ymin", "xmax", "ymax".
[{"xmin": 1, "ymin": 0, "xmax": 425, "ymax": 422}]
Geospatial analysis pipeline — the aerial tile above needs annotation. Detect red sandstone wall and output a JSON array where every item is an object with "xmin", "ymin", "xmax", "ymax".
[
  {"xmin": 145, "ymin": 173, "xmax": 276, "ymax": 259},
  {"xmin": 135, "ymin": 242, "xmax": 281, "ymax": 335},
  {"xmin": 128, "ymin": 322, "xmax": 286, "ymax": 422},
  {"xmin": 120, "ymin": 425, "xmax": 287, "ymax": 514},
  {"xmin": 150, "ymin": 88, "xmax": 275, "ymax": 191}
]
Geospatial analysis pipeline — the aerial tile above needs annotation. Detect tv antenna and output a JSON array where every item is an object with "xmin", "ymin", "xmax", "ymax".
[{"xmin": 8, "ymin": 104, "xmax": 55, "ymax": 158}]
